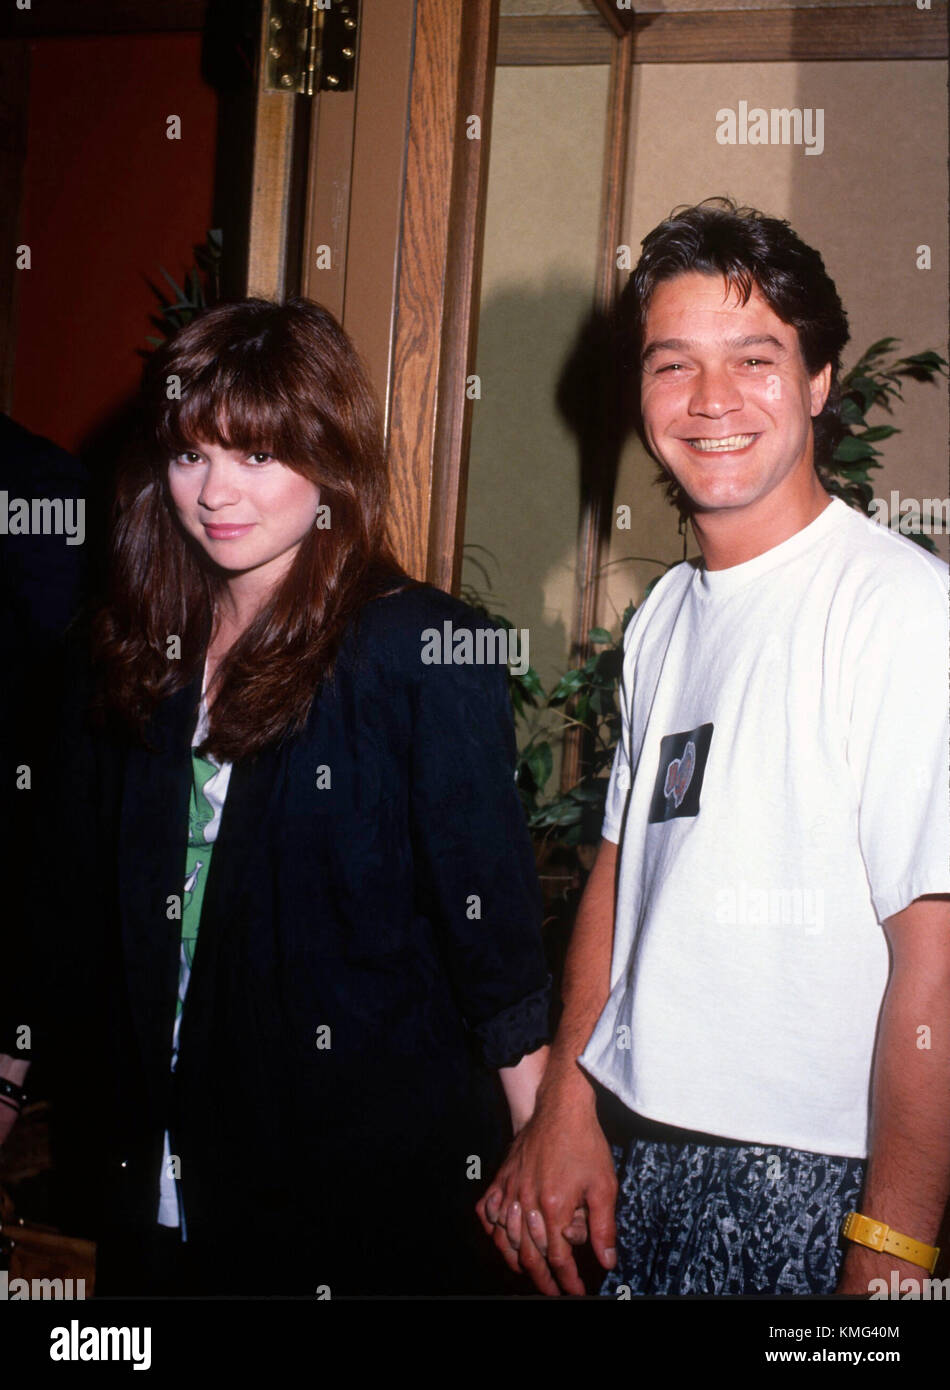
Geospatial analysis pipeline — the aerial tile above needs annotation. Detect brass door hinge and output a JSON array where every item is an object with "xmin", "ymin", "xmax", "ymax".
[{"xmin": 264, "ymin": 0, "xmax": 359, "ymax": 96}]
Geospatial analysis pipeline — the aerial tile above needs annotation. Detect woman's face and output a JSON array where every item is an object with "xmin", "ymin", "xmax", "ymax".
[{"xmin": 167, "ymin": 439, "xmax": 323, "ymax": 592}]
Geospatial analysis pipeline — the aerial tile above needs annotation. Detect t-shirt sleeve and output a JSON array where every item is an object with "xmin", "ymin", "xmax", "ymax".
[
  {"xmin": 601, "ymin": 740, "xmax": 629, "ymax": 845},
  {"xmin": 601, "ymin": 619, "xmax": 639, "ymax": 845},
  {"xmin": 408, "ymin": 631, "xmax": 551, "ymax": 1068},
  {"xmin": 844, "ymin": 564, "xmax": 950, "ymax": 922}
]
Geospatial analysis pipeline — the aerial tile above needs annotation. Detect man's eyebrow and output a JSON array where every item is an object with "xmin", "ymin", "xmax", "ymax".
[
  {"xmin": 641, "ymin": 337, "xmax": 692, "ymax": 363},
  {"xmin": 642, "ymin": 332, "xmax": 788, "ymax": 364},
  {"xmin": 729, "ymin": 333, "xmax": 786, "ymax": 352}
]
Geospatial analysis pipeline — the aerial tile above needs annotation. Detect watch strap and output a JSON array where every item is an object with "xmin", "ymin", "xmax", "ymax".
[{"xmin": 841, "ymin": 1211, "xmax": 940, "ymax": 1275}]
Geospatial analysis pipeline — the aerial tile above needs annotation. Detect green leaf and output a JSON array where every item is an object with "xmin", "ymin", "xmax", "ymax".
[
  {"xmin": 526, "ymin": 741, "xmax": 553, "ymax": 789},
  {"xmin": 860, "ymin": 336, "xmax": 900, "ymax": 358},
  {"xmin": 588, "ymin": 627, "xmax": 613, "ymax": 645},
  {"xmin": 515, "ymin": 667, "xmax": 545, "ymax": 702},
  {"xmin": 159, "ymin": 267, "xmax": 187, "ymax": 300},
  {"xmin": 843, "ymin": 376, "xmax": 879, "ymax": 412},
  {"xmin": 534, "ymin": 799, "xmax": 583, "ymax": 829},
  {"xmin": 548, "ymin": 669, "xmax": 586, "ymax": 703},
  {"xmin": 570, "ymin": 782, "xmax": 607, "ymax": 805},
  {"xmin": 833, "ymin": 436, "xmax": 878, "ymax": 463},
  {"xmin": 895, "ymin": 350, "xmax": 947, "ymax": 373},
  {"xmin": 857, "ymin": 425, "xmax": 899, "ymax": 443}
]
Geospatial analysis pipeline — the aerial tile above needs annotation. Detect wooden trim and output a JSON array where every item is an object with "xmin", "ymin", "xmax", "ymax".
[
  {"xmin": 244, "ymin": 5, "xmax": 296, "ymax": 298},
  {"xmin": 633, "ymin": 4, "xmax": 948, "ymax": 61},
  {"xmin": 594, "ymin": 34, "xmax": 633, "ymax": 330},
  {"xmin": 591, "ymin": 0, "xmax": 634, "ymax": 39},
  {"xmin": 245, "ymin": 92, "xmax": 296, "ymax": 296},
  {"xmin": 497, "ymin": 6, "xmax": 948, "ymax": 65},
  {"xmin": 386, "ymin": 0, "xmax": 500, "ymax": 586},
  {"xmin": 497, "ymin": 15, "xmax": 613, "ymax": 65},
  {"xmin": 561, "ymin": 28, "xmax": 634, "ymax": 793},
  {"xmin": 339, "ymin": 0, "xmax": 415, "ymax": 443},
  {"xmin": 300, "ymin": 87, "xmax": 357, "ymax": 320},
  {"xmin": 0, "ymin": 41, "xmax": 30, "ymax": 413},
  {"xmin": 426, "ymin": 0, "xmax": 499, "ymax": 593}
]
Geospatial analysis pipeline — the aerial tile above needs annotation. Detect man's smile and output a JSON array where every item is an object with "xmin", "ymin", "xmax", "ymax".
[{"xmin": 685, "ymin": 433, "xmax": 760, "ymax": 452}]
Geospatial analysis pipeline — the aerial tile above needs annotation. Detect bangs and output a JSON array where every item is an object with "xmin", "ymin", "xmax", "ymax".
[{"xmin": 155, "ymin": 357, "xmax": 321, "ymax": 469}]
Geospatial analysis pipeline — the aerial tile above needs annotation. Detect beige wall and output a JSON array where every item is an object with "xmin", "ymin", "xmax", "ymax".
[
  {"xmin": 464, "ymin": 64, "xmax": 607, "ymax": 719},
  {"xmin": 466, "ymin": 56, "xmax": 949, "ymax": 714}
]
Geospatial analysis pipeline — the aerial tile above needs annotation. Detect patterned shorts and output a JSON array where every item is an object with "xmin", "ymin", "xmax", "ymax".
[{"xmin": 600, "ymin": 1137, "xmax": 865, "ymax": 1296}]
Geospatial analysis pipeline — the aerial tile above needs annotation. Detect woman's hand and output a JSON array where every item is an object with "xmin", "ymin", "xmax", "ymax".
[
  {"xmin": 498, "ymin": 1044, "xmax": 549, "ymax": 1134},
  {"xmin": 476, "ymin": 1086, "xmax": 618, "ymax": 1296}
]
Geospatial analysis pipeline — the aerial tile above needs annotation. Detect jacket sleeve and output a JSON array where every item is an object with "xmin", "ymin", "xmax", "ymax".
[{"xmin": 407, "ymin": 625, "xmax": 550, "ymax": 1069}]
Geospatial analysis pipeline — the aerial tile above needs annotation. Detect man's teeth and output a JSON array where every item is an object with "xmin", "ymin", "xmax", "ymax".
[{"xmin": 688, "ymin": 434, "xmax": 756, "ymax": 452}]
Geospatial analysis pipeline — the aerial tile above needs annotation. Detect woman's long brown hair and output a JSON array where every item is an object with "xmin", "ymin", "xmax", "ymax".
[{"xmin": 94, "ymin": 297, "xmax": 407, "ymax": 761}]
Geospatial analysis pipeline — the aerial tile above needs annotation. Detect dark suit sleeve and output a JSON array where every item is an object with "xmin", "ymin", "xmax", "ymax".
[{"xmin": 408, "ymin": 628, "xmax": 550, "ymax": 1069}]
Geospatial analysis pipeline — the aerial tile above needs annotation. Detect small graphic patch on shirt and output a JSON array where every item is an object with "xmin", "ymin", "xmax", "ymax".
[{"xmin": 648, "ymin": 723, "xmax": 714, "ymax": 823}]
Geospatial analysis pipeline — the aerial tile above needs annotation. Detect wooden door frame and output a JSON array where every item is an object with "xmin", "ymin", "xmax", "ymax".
[{"xmin": 244, "ymin": 0, "xmax": 502, "ymax": 588}]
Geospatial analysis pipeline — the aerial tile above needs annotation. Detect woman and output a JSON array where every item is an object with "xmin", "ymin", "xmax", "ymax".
[{"xmin": 48, "ymin": 298, "xmax": 550, "ymax": 1296}]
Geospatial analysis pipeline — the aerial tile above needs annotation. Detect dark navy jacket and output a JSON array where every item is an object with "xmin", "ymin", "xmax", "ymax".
[{"xmin": 46, "ymin": 583, "xmax": 550, "ymax": 1294}]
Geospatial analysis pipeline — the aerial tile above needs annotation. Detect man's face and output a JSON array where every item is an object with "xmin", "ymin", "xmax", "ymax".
[{"xmin": 639, "ymin": 271, "xmax": 831, "ymax": 516}]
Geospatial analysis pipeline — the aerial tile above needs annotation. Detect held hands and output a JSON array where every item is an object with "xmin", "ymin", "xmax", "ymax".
[{"xmin": 475, "ymin": 1098, "xmax": 619, "ymax": 1295}]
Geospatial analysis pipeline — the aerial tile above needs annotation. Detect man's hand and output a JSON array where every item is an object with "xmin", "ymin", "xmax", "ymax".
[
  {"xmin": 476, "ymin": 837, "xmax": 620, "ymax": 1294},
  {"xmin": 837, "ymin": 895, "xmax": 950, "ymax": 1297},
  {"xmin": 476, "ymin": 1090, "xmax": 618, "ymax": 1295}
]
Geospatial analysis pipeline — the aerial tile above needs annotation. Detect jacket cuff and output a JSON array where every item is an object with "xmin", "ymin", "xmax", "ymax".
[{"xmin": 472, "ymin": 978, "xmax": 552, "ymax": 1069}]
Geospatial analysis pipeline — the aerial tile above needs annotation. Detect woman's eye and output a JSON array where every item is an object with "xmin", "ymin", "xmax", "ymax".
[
  {"xmin": 175, "ymin": 451, "xmax": 202, "ymax": 464},
  {"xmin": 248, "ymin": 452, "xmax": 273, "ymax": 465}
]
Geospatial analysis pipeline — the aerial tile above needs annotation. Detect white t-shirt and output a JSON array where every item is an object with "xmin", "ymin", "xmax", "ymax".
[
  {"xmin": 157, "ymin": 689, "xmax": 233, "ymax": 1230},
  {"xmin": 579, "ymin": 498, "xmax": 950, "ymax": 1158}
]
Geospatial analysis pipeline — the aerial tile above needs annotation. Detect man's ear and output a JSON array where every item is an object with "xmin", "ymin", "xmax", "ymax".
[{"xmin": 809, "ymin": 362, "xmax": 832, "ymax": 418}]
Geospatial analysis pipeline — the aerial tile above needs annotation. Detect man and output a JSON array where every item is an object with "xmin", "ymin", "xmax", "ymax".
[{"xmin": 477, "ymin": 198, "xmax": 950, "ymax": 1297}]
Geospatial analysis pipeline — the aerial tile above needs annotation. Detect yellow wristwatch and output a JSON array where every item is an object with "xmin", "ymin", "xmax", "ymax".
[{"xmin": 841, "ymin": 1212, "xmax": 940, "ymax": 1274}]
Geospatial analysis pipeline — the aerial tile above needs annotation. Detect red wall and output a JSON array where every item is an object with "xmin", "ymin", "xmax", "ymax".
[{"xmin": 13, "ymin": 34, "xmax": 218, "ymax": 454}]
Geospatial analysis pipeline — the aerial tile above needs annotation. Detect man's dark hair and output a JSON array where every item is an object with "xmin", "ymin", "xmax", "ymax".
[{"xmin": 616, "ymin": 197, "xmax": 850, "ymax": 504}]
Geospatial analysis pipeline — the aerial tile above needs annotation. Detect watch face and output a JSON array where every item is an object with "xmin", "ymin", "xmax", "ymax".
[{"xmin": 648, "ymin": 723, "xmax": 714, "ymax": 823}]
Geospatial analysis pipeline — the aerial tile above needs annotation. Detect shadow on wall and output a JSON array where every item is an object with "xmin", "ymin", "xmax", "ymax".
[{"xmin": 465, "ymin": 276, "xmax": 630, "ymax": 691}]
